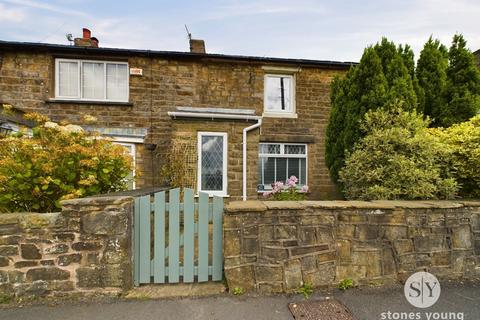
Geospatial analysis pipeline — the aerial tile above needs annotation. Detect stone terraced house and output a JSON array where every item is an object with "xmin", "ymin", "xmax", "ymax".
[{"xmin": 0, "ymin": 28, "xmax": 354, "ymax": 200}]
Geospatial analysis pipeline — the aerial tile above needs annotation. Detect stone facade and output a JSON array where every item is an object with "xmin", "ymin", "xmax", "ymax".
[
  {"xmin": 0, "ymin": 196, "xmax": 133, "ymax": 298},
  {"xmin": 223, "ymin": 200, "xmax": 480, "ymax": 294},
  {"xmin": 0, "ymin": 42, "xmax": 351, "ymax": 200}
]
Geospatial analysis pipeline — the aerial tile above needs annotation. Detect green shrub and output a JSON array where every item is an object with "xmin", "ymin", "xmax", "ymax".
[
  {"xmin": 339, "ymin": 106, "xmax": 458, "ymax": 200},
  {"xmin": 326, "ymin": 38, "xmax": 418, "ymax": 185},
  {"xmin": 232, "ymin": 287, "xmax": 244, "ymax": 296},
  {"xmin": 338, "ymin": 278, "xmax": 354, "ymax": 291},
  {"xmin": 0, "ymin": 114, "xmax": 132, "ymax": 213},
  {"xmin": 296, "ymin": 282, "xmax": 314, "ymax": 299},
  {"xmin": 430, "ymin": 115, "xmax": 480, "ymax": 197}
]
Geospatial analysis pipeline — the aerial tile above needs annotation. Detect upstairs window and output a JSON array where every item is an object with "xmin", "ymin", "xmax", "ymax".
[
  {"xmin": 258, "ymin": 143, "xmax": 307, "ymax": 191},
  {"xmin": 55, "ymin": 59, "xmax": 129, "ymax": 102},
  {"xmin": 264, "ymin": 74, "xmax": 295, "ymax": 115}
]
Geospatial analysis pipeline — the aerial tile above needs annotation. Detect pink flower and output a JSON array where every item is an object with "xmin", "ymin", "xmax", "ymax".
[
  {"xmin": 262, "ymin": 191, "xmax": 272, "ymax": 198},
  {"xmin": 272, "ymin": 181, "xmax": 284, "ymax": 193},
  {"xmin": 300, "ymin": 185, "xmax": 309, "ymax": 193},
  {"xmin": 289, "ymin": 176, "xmax": 298, "ymax": 183}
]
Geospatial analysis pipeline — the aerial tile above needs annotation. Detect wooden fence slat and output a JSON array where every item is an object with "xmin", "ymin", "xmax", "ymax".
[
  {"xmin": 133, "ymin": 197, "xmax": 140, "ymax": 286},
  {"xmin": 198, "ymin": 192, "xmax": 209, "ymax": 282},
  {"xmin": 183, "ymin": 188, "xmax": 195, "ymax": 283},
  {"xmin": 212, "ymin": 196, "xmax": 224, "ymax": 281},
  {"xmin": 168, "ymin": 188, "xmax": 180, "ymax": 283},
  {"xmin": 139, "ymin": 195, "xmax": 151, "ymax": 284},
  {"xmin": 153, "ymin": 191, "xmax": 166, "ymax": 283}
]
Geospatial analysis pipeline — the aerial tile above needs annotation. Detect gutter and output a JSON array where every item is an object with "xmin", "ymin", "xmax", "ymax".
[
  {"xmin": 242, "ymin": 118, "xmax": 262, "ymax": 201},
  {"xmin": 167, "ymin": 111, "xmax": 262, "ymax": 121}
]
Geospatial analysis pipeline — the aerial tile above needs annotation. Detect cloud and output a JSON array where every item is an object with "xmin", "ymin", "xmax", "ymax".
[
  {"xmin": 0, "ymin": 3, "xmax": 27, "ymax": 22},
  {"xmin": 0, "ymin": 0, "xmax": 87, "ymax": 16}
]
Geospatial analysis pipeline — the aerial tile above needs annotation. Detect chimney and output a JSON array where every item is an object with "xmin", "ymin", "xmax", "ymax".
[
  {"xmin": 74, "ymin": 28, "xmax": 98, "ymax": 48},
  {"xmin": 189, "ymin": 39, "xmax": 206, "ymax": 54}
]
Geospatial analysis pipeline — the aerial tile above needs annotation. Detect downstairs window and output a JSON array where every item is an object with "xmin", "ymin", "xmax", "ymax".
[{"xmin": 258, "ymin": 143, "xmax": 307, "ymax": 191}]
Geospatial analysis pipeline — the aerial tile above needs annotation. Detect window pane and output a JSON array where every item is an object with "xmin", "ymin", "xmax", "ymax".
[
  {"xmin": 201, "ymin": 135, "xmax": 224, "ymax": 191},
  {"xmin": 300, "ymin": 158, "xmax": 306, "ymax": 185},
  {"xmin": 259, "ymin": 143, "xmax": 280, "ymax": 154},
  {"xmin": 285, "ymin": 145, "xmax": 306, "ymax": 155},
  {"xmin": 82, "ymin": 62, "xmax": 105, "ymax": 99},
  {"xmin": 58, "ymin": 61, "xmax": 79, "ymax": 97},
  {"xmin": 265, "ymin": 76, "xmax": 292, "ymax": 112},
  {"xmin": 287, "ymin": 158, "xmax": 300, "ymax": 180},
  {"xmin": 263, "ymin": 157, "xmax": 275, "ymax": 187},
  {"xmin": 276, "ymin": 158, "xmax": 287, "ymax": 183},
  {"xmin": 107, "ymin": 64, "xmax": 128, "ymax": 101}
]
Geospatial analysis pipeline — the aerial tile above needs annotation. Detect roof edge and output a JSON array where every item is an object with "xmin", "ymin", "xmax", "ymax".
[{"xmin": 0, "ymin": 40, "xmax": 357, "ymax": 68}]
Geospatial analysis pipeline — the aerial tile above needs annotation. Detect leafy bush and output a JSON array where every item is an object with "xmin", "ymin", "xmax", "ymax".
[
  {"xmin": 232, "ymin": 287, "xmax": 245, "ymax": 296},
  {"xmin": 430, "ymin": 116, "xmax": 480, "ymax": 197},
  {"xmin": 0, "ymin": 114, "xmax": 132, "ymax": 213},
  {"xmin": 262, "ymin": 176, "xmax": 308, "ymax": 201},
  {"xmin": 296, "ymin": 282, "xmax": 314, "ymax": 299},
  {"xmin": 339, "ymin": 106, "xmax": 458, "ymax": 200},
  {"xmin": 338, "ymin": 278, "xmax": 354, "ymax": 291}
]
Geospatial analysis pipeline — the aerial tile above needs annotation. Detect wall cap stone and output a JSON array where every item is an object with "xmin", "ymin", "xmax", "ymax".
[
  {"xmin": 303, "ymin": 200, "xmax": 395, "ymax": 209},
  {"xmin": 225, "ymin": 201, "xmax": 267, "ymax": 213},
  {"xmin": 226, "ymin": 199, "xmax": 480, "ymax": 212},
  {"xmin": 264, "ymin": 201, "xmax": 307, "ymax": 210},
  {"xmin": 60, "ymin": 196, "xmax": 134, "ymax": 206}
]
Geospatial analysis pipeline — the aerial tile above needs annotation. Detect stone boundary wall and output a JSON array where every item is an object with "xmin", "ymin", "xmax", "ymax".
[
  {"xmin": 0, "ymin": 196, "xmax": 133, "ymax": 298},
  {"xmin": 224, "ymin": 200, "xmax": 480, "ymax": 294}
]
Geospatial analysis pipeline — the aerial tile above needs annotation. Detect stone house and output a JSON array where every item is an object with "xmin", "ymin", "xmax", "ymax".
[{"xmin": 0, "ymin": 28, "xmax": 354, "ymax": 200}]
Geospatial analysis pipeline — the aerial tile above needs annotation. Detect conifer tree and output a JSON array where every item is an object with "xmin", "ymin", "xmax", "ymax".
[
  {"xmin": 440, "ymin": 34, "xmax": 480, "ymax": 126},
  {"xmin": 416, "ymin": 37, "xmax": 448, "ymax": 123},
  {"xmin": 326, "ymin": 38, "xmax": 418, "ymax": 184}
]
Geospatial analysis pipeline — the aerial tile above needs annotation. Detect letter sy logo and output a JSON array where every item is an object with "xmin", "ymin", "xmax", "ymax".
[{"xmin": 404, "ymin": 271, "xmax": 441, "ymax": 308}]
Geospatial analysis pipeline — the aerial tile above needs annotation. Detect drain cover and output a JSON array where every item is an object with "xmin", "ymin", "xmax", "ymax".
[{"xmin": 289, "ymin": 298, "xmax": 357, "ymax": 320}]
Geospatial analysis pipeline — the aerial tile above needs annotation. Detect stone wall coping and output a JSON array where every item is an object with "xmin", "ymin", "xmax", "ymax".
[
  {"xmin": 225, "ymin": 201, "xmax": 267, "ymax": 213},
  {"xmin": 60, "ymin": 195, "xmax": 134, "ymax": 206},
  {"xmin": 226, "ymin": 199, "xmax": 480, "ymax": 212},
  {"xmin": 0, "ymin": 212, "xmax": 59, "ymax": 229}
]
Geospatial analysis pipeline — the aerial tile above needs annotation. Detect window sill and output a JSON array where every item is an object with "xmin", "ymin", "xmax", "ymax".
[
  {"xmin": 46, "ymin": 99, "xmax": 133, "ymax": 106},
  {"xmin": 262, "ymin": 112, "xmax": 298, "ymax": 119},
  {"xmin": 195, "ymin": 193, "xmax": 230, "ymax": 198}
]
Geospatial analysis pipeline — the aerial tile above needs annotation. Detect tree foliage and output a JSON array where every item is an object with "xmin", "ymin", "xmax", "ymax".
[
  {"xmin": 0, "ymin": 115, "xmax": 132, "ymax": 213},
  {"xmin": 326, "ymin": 38, "xmax": 417, "ymax": 184},
  {"xmin": 440, "ymin": 34, "xmax": 480, "ymax": 127},
  {"xmin": 339, "ymin": 106, "xmax": 458, "ymax": 200},
  {"xmin": 416, "ymin": 37, "xmax": 448, "ymax": 121},
  {"xmin": 430, "ymin": 115, "xmax": 480, "ymax": 198}
]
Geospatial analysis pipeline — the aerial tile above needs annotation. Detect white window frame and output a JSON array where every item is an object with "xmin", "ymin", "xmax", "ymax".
[
  {"xmin": 258, "ymin": 142, "xmax": 308, "ymax": 191},
  {"xmin": 197, "ymin": 132, "xmax": 228, "ymax": 197},
  {"xmin": 113, "ymin": 142, "xmax": 136, "ymax": 190},
  {"xmin": 263, "ymin": 73, "xmax": 297, "ymax": 118},
  {"xmin": 55, "ymin": 58, "xmax": 129, "ymax": 102}
]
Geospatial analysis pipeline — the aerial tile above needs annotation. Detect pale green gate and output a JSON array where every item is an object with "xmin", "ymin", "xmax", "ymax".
[{"xmin": 133, "ymin": 188, "xmax": 224, "ymax": 285}]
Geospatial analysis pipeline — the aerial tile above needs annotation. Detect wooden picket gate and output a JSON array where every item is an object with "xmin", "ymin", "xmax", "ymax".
[{"xmin": 133, "ymin": 188, "xmax": 224, "ymax": 285}]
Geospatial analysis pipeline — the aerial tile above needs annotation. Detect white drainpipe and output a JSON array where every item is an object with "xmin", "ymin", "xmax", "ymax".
[{"xmin": 242, "ymin": 118, "xmax": 262, "ymax": 201}]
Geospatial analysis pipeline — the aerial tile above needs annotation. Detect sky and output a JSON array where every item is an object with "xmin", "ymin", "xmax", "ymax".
[{"xmin": 0, "ymin": 0, "xmax": 479, "ymax": 62}]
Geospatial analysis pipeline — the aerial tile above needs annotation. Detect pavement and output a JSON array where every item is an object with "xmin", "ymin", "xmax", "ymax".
[{"xmin": 0, "ymin": 282, "xmax": 478, "ymax": 320}]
